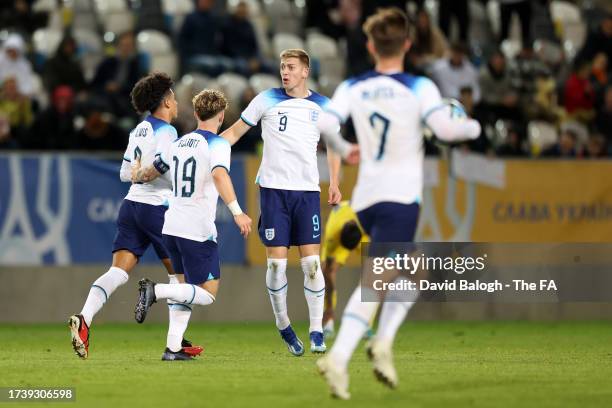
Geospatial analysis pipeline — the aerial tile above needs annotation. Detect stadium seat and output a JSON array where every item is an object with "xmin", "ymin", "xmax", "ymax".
[
  {"xmin": 30, "ymin": 73, "xmax": 48, "ymax": 109},
  {"xmin": 273, "ymin": 33, "xmax": 304, "ymax": 57},
  {"xmin": 487, "ymin": 0, "xmax": 501, "ymax": 37},
  {"xmin": 227, "ymin": 0, "xmax": 262, "ymax": 17},
  {"xmin": 500, "ymin": 39, "xmax": 521, "ymax": 60},
  {"xmin": 528, "ymin": 121, "xmax": 558, "ymax": 155},
  {"xmin": 32, "ymin": 28, "xmax": 63, "ymax": 57},
  {"xmin": 32, "ymin": 0, "xmax": 55, "ymax": 12},
  {"xmin": 94, "ymin": 0, "xmax": 127, "ymax": 13},
  {"xmin": 217, "ymin": 73, "xmax": 249, "ymax": 105},
  {"xmin": 252, "ymin": 15, "xmax": 272, "ymax": 58},
  {"xmin": 264, "ymin": 0, "xmax": 301, "ymax": 36},
  {"xmin": 561, "ymin": 121, "xmax": 589, "ymax": 147},
  {"xmin": 306, "ymin": 33, "xmax": 337, "ymax": 59},
  {"xmin": 561, "ymin": 23, "xmax": 587, "ymax": 60},
  {"xmin": 74, "ymin": 29, "xmax": 104, "ymax": 81},
  {"xmin": 95, "ymin": 0, "xmax": 134, "ymax": 34},
  {"xmin": 550, "ymin": 1, "xmax": 582, "ymax": 24},
  {"xmin": 249, "ymin": 73, "xmax": 281, "ymax": 94},
  {"xmin": 136, "ymin": 30, "xmax": 172, "ymax": 55},
  {"xmin": 533, "ymin": 40, "xmax": 563, "ymax": 66},
  {"xmin": 263, "ymin": 0, "xmax": 292, "ymax": 19},
  {"xmin": 161, "ymin": 0, "xmax": 194, "ymax": 32}
]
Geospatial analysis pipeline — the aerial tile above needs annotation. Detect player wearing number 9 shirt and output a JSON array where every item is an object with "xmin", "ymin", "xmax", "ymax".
[{"xmin": 221, "ymin": 48, "xmax": 358, "ymax": 357}]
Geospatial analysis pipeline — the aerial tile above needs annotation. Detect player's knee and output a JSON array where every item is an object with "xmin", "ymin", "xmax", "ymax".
[{"xmin": 300, "ymin": 255, "xmax": 323, "ymax": 281}]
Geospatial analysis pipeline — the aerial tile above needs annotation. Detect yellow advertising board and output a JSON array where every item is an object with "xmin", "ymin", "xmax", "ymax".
[{"xmin": 245, "ymin": 154, "xmax": 612, "ymax": 266}]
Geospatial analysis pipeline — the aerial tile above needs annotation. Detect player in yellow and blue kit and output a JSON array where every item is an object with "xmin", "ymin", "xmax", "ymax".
[{"xmin": 320, "ymin": 201, "xmax": 368, "ymax": 339}]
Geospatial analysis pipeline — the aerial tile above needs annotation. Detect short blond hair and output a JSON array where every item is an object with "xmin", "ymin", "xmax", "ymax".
[
  {"xmin": 363, "ymin": 7, "xmax": 410, "ymax": 57},
  {"xmin": 280, "ymin": 48, "xmax": 310, "ymax": 67},
  {"xmin": 192, "ymin": 89, "xmax": 228, "ymax": 121}
]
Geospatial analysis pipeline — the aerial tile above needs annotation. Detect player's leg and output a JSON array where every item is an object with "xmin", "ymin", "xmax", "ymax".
[
  {"xmin": 367, "ymin": 203, "xmax": 420, "ymax": 388},
  {"xmin": 259, "ymin": 188, "xmax": 303, "ymax": 356},
  {"xmin": 317, "ymin": 204, "xmax": 379, "ymax": 398},
  {"xmin": 135, "ymin": 238, "xmax": 220, "ymax": 360},
  {"xmin": 69, "ymin": 200, "xmax": 146, "ymax": 359},
  {"xmin": 143, "ymin": 204, "xmax": 202, "ymax": 355},
  {"xmin": 294, "ymin": 190, "xmax": 326, "ymax": 353},
  {"xmin": 322, "ymin": 258, "xmax": 339, "ymax": 338}
]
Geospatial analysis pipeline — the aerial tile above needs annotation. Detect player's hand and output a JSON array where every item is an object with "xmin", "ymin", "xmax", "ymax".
[
  {"xmin": 131, "ymin": 159, "xmax": 142, "ymax": 183},
  {"xmin": 234, "ymin": 213, "xmax": 252, "ymax": 238},
  {"xmin": 328, "ymin": 184, "xmax": 342, "ymax": 205},
  {"xmin": 345, "ymin": 144, "xmax": 360, "ymax": 165}
]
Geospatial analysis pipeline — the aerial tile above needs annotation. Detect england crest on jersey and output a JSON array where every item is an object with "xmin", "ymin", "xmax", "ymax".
[
  {"xmin": 310, "ymin": 110, "xmax": 319, "ymax": 122},
  {"xmin": 265, "ymin": 228, "xmax": 275, "ymax": 240}
]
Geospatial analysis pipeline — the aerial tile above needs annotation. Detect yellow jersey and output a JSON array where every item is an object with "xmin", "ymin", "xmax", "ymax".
[{"xmin": 321, "ymin": 201, "xmax": 369, "ymax": 265}]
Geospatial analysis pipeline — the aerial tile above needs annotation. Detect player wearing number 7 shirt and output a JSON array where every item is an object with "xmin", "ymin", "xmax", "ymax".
[{"xmin": 221, "ymin": 48, "xmax": 357, "ymax": 357}]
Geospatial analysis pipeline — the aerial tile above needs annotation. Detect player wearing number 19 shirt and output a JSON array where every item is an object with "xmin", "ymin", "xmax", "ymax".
[
  {"xmin": 68, "ymin": 73, "xmax": 201, "ymax": 359},
  {"xmin": 221, "ymin": 49, "xmax": 346, "ymax": 357},
  {"xmin": 316, "ymin": 8, "xmax": 481, "ymax": 399}
]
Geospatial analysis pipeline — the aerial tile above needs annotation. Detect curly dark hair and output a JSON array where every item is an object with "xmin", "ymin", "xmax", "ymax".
[{"xmin": 130, "ymin": 72, "xmax": 174, "ymax": 114}]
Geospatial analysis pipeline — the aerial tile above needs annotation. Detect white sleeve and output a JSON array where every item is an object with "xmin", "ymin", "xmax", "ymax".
[
  {"xmin": 326, "ymin": 80, "xmax": 351, "ymax": 124},
  {"xmin": 416, "ymin": 77, "xmax": 481, "ymax": 142},
  {"xmin": 119, "ymin": 134, "xmax": 135, "ymax": 182},
  {"xmin": 240, "ymin": 91, "xmax": 268, "ymax": 126},
  {"xmin": 424, "ymin": 109, "xmax": 481, "ymax": 142},
  {"xmin": 317, "ymin": 111, "xmax": 352, "ymax": 158},
  {"xmin": 119, "ymin": 158, "xmax": 132, "ymax": 182},
  {"xmin": 209, "ymin": 137, "xmax": 231, "ymax": 173},
  {"xmin": 154, "ymin": 126, "xmax": 178, "ymax": 170}
]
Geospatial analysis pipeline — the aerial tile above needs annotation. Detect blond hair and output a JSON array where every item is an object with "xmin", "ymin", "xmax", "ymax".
[
  {"xmin": 363, "ymin": 7, "xmax": 410, "ymax": 57},
  {"xmin": 192, "ymin": 89, "xmax": 228, "ymax": 121},
  {"xmin": 279, "ymin": 48, "xmax": 310, "ymax": 67}
]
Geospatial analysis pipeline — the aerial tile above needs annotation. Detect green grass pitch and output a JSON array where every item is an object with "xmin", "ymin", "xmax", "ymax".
[{"xmin": 1, "ymin": 321, "xmax": 611, "ymax": 407}]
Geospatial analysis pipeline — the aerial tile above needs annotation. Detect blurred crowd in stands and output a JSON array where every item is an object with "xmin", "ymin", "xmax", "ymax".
[{"xmin": 0, "ymin": 0, "xmax": 610, "ymax": 159}]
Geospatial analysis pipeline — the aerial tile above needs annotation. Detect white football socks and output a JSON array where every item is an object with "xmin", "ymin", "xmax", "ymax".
[
  {"xmin": 266, "ymin": 258, "xmax": 290, "ymax": 330},
  {"xmin": 80, "ymin": 266, "xmax": 129, "ymax": 326},
  {"xmin": 301, "ymin": 255, "xmax": 325, "ymax": 334},
  {"xmin": 329, "ymin": 286, "xmax": 379, "ymax": 370},
  {"xmin": 155, "ymin": 284, "xmax": 215, "ymax": 306},
  {"xmin": 377, "ymin": 277, "xmax": 419, "ymax": 343},
  {"xmin": 167, "ymin": 304, "xmax": 192, "ymax": 352}
]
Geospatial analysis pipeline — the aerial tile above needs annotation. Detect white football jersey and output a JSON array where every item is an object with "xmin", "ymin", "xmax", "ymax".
[
  {"xmin": 155, "ymin": 129, "xmax": 231, "ymax": 242},
  {"xmin": 122, "ymin": 116, "xmax": 177, "ymax": 206},
  {"xmin": 327, "ymin": 71, "xmax": 443, "ymax": 212},
  {"xmin": 241, "ymin": 88, "xmax": 330, "ymax": 192}
]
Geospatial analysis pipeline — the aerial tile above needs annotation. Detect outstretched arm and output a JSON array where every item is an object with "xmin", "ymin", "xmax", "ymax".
[
  {"xmin": 212, "ymin": 167, "xmax": 252, "ymax": 237},
  {"xmin": 220, "ymin": 119, "xmax": 252, "ymax": 146},
  {"xmin": 424, "ymin": 109, "xmax": 481, "ymax": 142}
]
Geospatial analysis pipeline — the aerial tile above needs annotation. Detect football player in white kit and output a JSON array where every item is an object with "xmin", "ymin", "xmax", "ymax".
[
  {"xmin": 68, "ymin": 73, "xmax": 201, "ymax": 359},
  {"xmin": 131, "ymin": 89, "xmax": 252, "ymax": 360},
  {"xmin": 315, "ymin": 8, "xmax": 481, "ymax": 399},
  {"xmin": 221, "ymin": 49, "xmax": 352, "ymax": 356}
]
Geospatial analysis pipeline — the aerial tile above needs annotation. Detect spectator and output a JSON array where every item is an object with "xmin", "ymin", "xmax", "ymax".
[
  {"xmin": 459, "ymin": 87, "xmax": 489, "ymax": 153},
  {"xmin": 478, "ymin": 50, "xmax": 521, "ymax": 121},
  {"xmin": 410, "ymin": 8, "xmax": 449, "ymax": 69},
  {"xmin": 496, "ymin": 125, "xmax": 528, "ymax": 157},
  {"xmin": 26, "ymin": 85, "xmax": 77, "ymax": 149},
  {"xmin": 221, "ymin": 1, "xmax": 272, "ymax": 76},
  {"xmin": 595, "ymin": 85, "xmax": 612, "ymax": 138},
  {"xmin": 0, "ymin": 77, "xmax": 33, "ymax": 147},
  {"xmin": 438, "ymin": 0, "xmax": 470, "ymax": 43},
  {"xmin": 178, "ymin": 0, "xmax": 228, "ymax": 75},
  {"xmin": 305, "ymin": 0, "xmax": 344, "ymax": 38},
  {"xmin": 584, "ymin": 133, "xmax": 607, "ymax": 158},
  {"xmin": 75, "ymin": 102, "xmax": 127, "ymax": 151},
  {"xmin": 590, "ymin": 52, "xmax": 608, "ymax": 96},
  {"xmin": 0, "ymin": 0, "xmax": 47, "ymax": 37},
  {"xmin": 577, "ymin": 13, "xmax": 612, "ymax": 69},
  {"xmin": 498, "ymin": 0, "xmax": 532, "ymax": 48},
  {"xmin": 42, "ymin": 35, "xmax": 87, "ymax": 94},
  {"xmin": 541, "ymin": 129, "xmax": 578, "ymax": 158},
  {"xmin": 564, "ymin": 59, "xmax": 595, "ymax": 121},
  {"xmin": 509, "ymin": 46, "xmax": 550, "ymax": 104},
  {"xmin": 429, "ymin": 43, "xmax": 481, "ymax": 103},
  {"xmin": 0, "ymin": 33, "xmax": 34, "ymax": 97},
  {"xmin": 91, "ymin": 31, "xmax": 146, "ymax": 118},
  {"xmin": 528, "ymin": 75, "xmax": 565, "ymax": 125}
]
